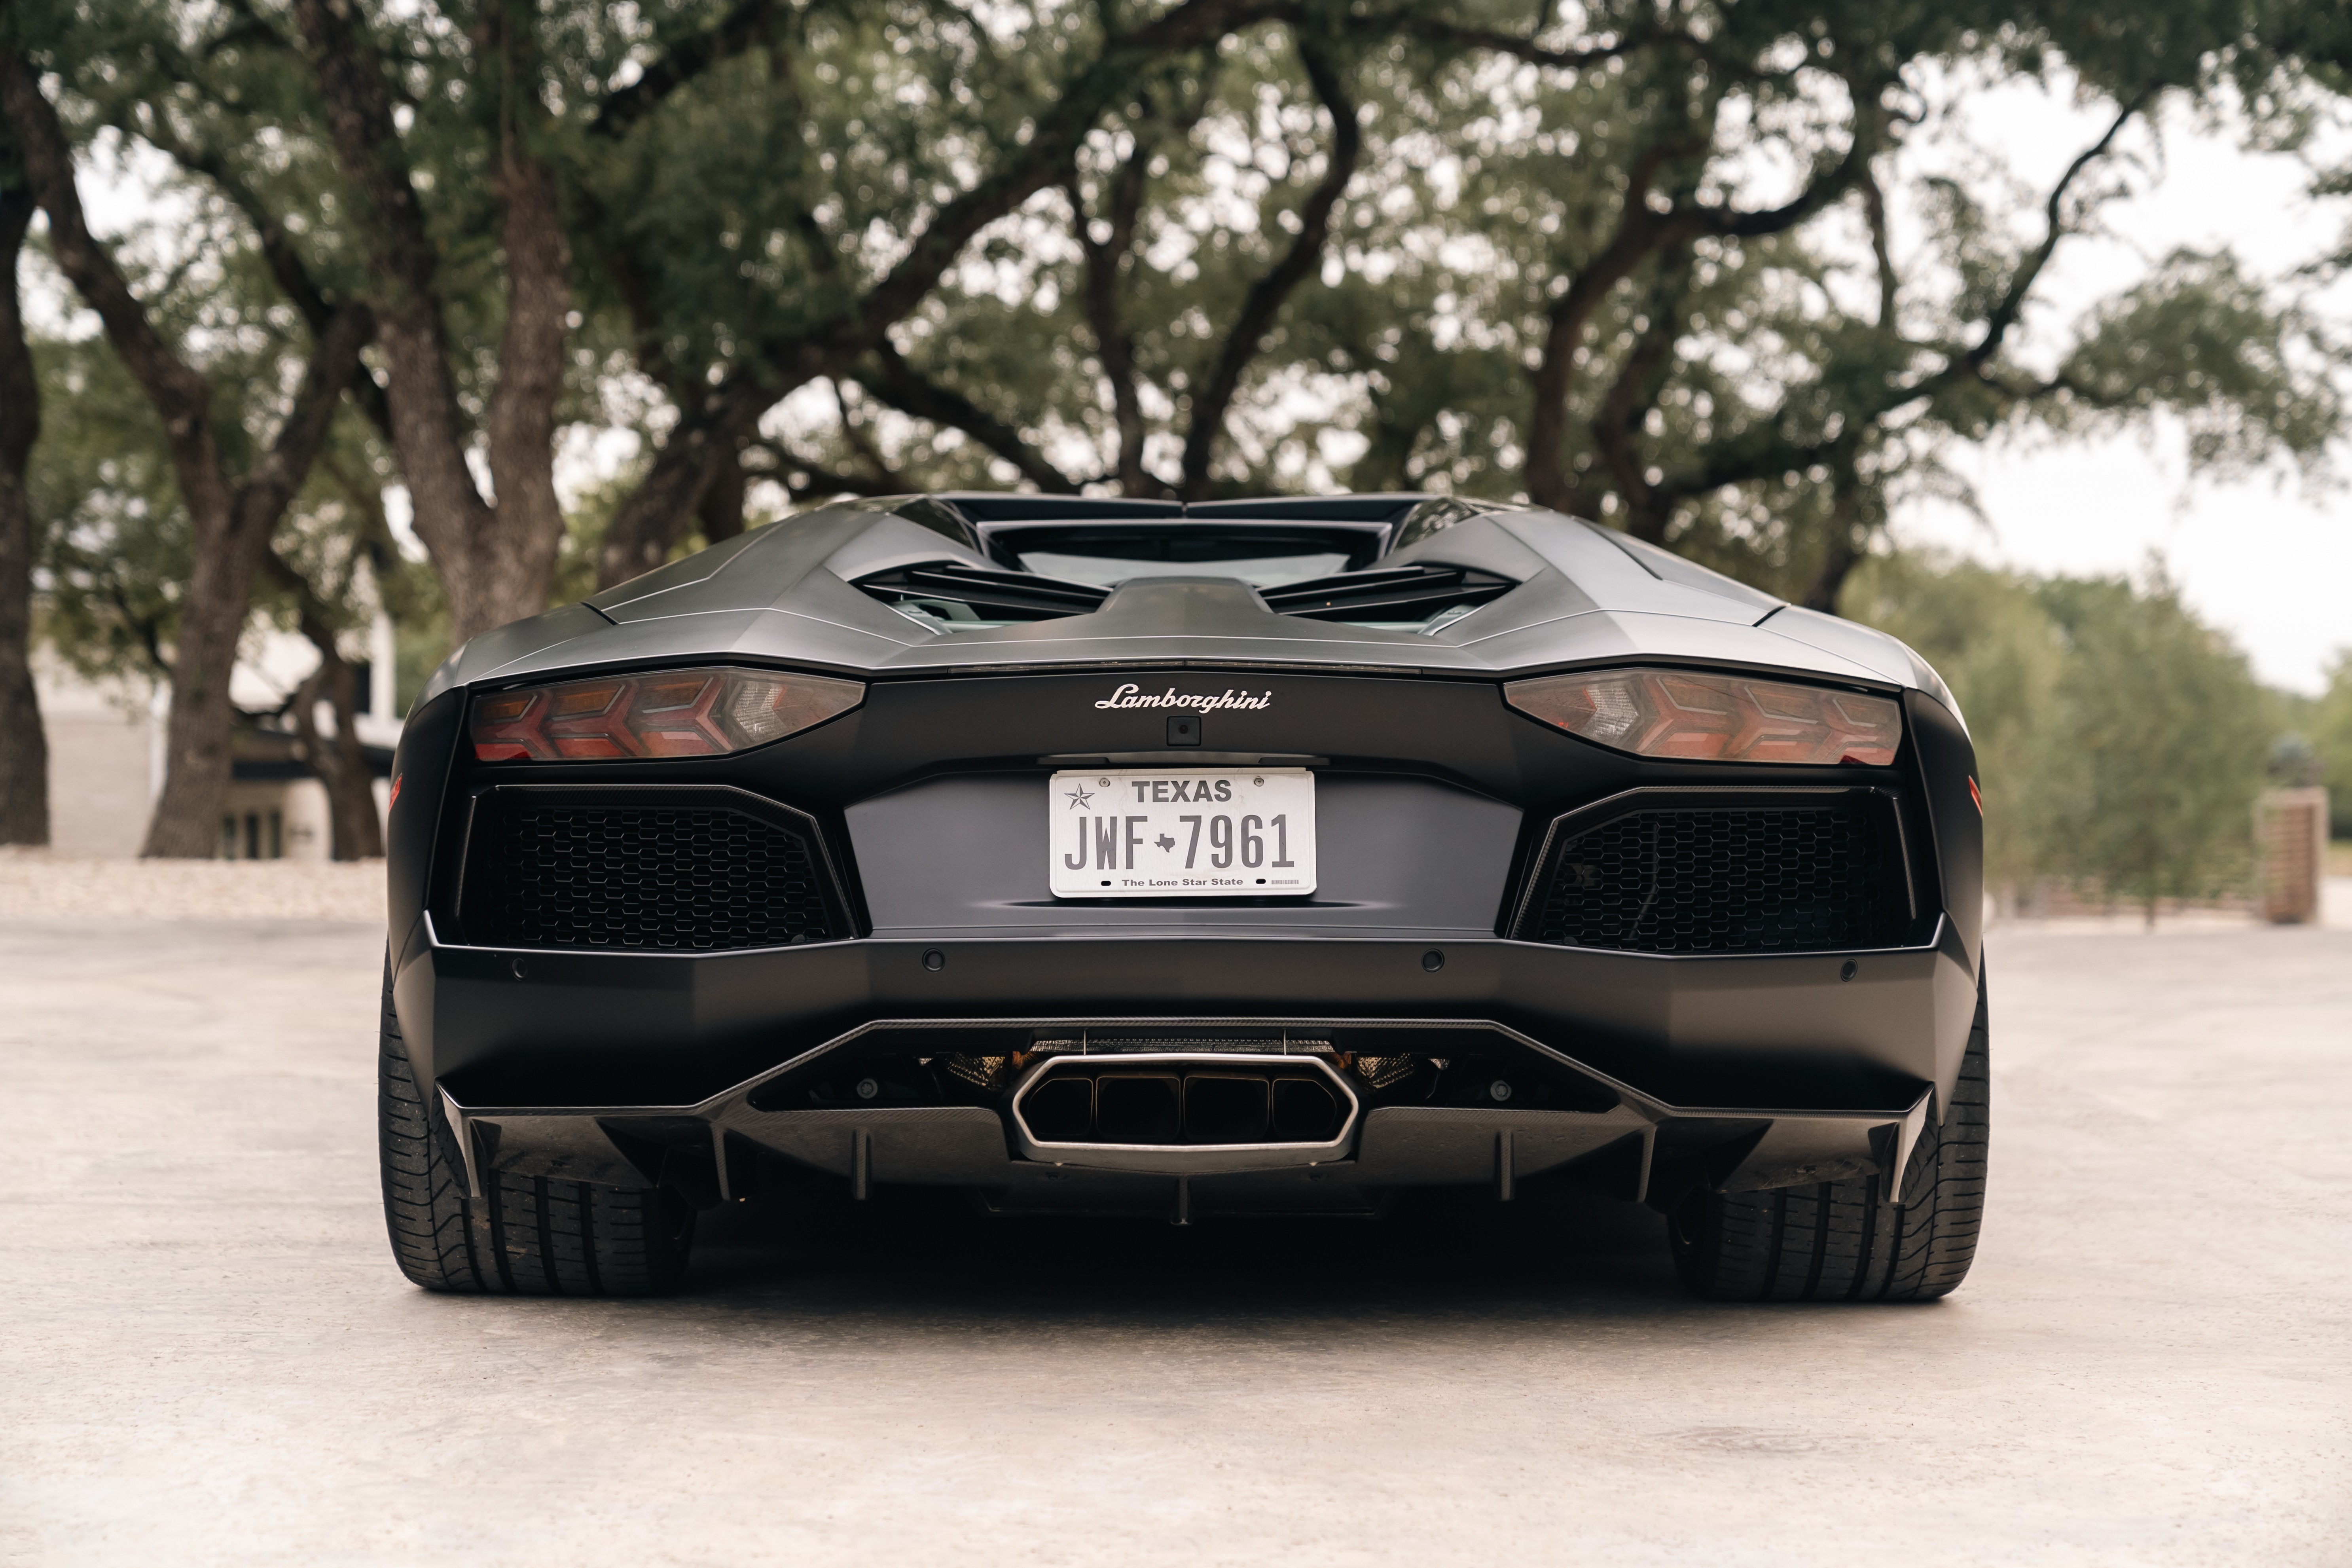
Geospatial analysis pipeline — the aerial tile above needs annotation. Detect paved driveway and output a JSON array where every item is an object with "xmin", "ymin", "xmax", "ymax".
[{"xmin": 3, "ymin": 916, "xmax": 2347, "ymax": 1566}]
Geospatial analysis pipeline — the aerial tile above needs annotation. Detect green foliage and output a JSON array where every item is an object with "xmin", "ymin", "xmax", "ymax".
[
  {"xmin": 1847, "ymin": 552, "xmax": 2279, "ymax": 915},
  {"xmin": 2312, "ymin": 652, "xmax": 2352, "ymax": 839},
  {"xmin": 1840, "ymin": 552, "xmax": 2066, "ymax": 895},
  {"xmin": 29, "ymin": 333, "xmax": 185, "ymax": 684},
  {"xmin": 2032, "ymin": 568, "xmax": 2273, "ymax": 916},
  {"xmin": 2053, "ymin": 251, "xmax": 2342, "ymax": 480}
]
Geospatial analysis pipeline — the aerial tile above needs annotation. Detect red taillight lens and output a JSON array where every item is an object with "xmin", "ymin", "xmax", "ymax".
[
  {"xmin": 1504, "ymin": 667, "xmax": 1901, "ymax": 766},
  {"xmin": 469, "ymin": 668, "xmax": 864, "ymax": 762}
]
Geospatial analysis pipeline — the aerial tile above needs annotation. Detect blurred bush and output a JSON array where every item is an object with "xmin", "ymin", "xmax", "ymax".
[
  {"xmin": 1845, "ymin": 553, "xmax": 2277, "ymax": 918},
  {"xmin": 2314, "ymin": 656, "xmax": 2352, "ymax": 840}
]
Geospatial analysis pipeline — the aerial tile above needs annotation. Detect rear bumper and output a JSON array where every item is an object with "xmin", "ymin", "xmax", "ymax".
[{"xmin": 395, "ymin": 912, "xmax": 1977, "ymax": 1212}]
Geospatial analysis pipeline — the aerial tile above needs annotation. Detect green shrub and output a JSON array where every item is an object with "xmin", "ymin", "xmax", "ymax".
[{"xmin": 1845, "ymin": 553, "xmax": 2274, "ymax": 918}]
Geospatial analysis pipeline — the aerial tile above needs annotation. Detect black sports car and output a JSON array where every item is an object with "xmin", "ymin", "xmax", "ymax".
[{"xmin": 379, "ymin": 493, "xmax": 1987, "ymax": 1301}]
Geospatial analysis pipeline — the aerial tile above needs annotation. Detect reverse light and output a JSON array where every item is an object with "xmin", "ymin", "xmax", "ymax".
[
  {"xmin": 469, "ymin": 667, "xmax": 864, "ymax": 762},
  {"xmin": 1505, "ymin": 667, "xmax": 1901, "ymax": 766}
]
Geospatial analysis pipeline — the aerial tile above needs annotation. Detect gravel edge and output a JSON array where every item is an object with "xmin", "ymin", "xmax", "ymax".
[{"xmin": 0, "ymin": 848, "xmax": 389, "ymax": 923}]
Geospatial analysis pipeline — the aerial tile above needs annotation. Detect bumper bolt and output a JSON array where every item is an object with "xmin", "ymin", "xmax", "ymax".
[
  {"xmin": 1488, "ymin": 1079, "xmax": 1513, "ymax": 1103},
  {"xmin": 855, "ymin": 1077, "xmax": 880, "ymax": 1100}
]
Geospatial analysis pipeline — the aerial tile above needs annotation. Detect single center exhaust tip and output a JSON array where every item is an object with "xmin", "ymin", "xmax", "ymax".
[{"xmin": 1007, "ymin": 1052, "xmax": 1361, "ymax": 1173}]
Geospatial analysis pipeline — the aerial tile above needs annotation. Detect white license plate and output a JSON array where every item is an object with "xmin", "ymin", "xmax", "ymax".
[{"xmin": 1049, "ymin": 769, "xmax": 1316, "ymax": 897}]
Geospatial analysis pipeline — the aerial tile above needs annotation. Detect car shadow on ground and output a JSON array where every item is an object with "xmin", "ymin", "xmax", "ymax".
[{"xmin": 675, "ymin": 1176, "xmax": 1694, "ymax": 1324}]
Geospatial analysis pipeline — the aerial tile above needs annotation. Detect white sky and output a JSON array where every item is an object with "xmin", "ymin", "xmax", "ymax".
[{"xmin": 1888, "ymin": 83, "xmax": 2352, "ymax": 695}]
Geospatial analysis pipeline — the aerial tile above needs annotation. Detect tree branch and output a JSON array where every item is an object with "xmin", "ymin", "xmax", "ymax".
[
  {"xmin": 1389, "ymin": 17, "xmax": 1642, "ymax": 70},
  {"xmin": 1952, "ymin": 95, "xmax": 2148, "ymax": 382},
  {"xmin": 1524, "ymin": 75, "xmax": 1886, "ymax": 508},
  {"xmin": 103, "ymin": 578, "xmax": 173, "ymax": 679},
  {"xmin": 860, "ymin": 342, "xmax": 1082, "ymax": 492},
  {"xmin": 1860, "ymin": 159, "xmax": 1897, "ymax": 331},
  {"xmin": 1653, "ymin": 97, "xmax": 2149, "ymax": 523},
  {"xmin": 843, "ymin": 0, "xmax": 1291, "ymax": 350},
  {"xmin": 589, "ymin": 0, "xmax": 789, "ymax": 140},
  {"xmin": 1383, "ymin": 14, "xmax": 1775, "ymax": 80},
  {"xmin": 1, "ymin": 52, "xmax": 226, "ymax": 516},
  {"xmin": 1799, "ymin": 446, "xmax": 1871, "ymax": 612},
  {"xmin": 235, "ymin": 301, "xmax": 376, "ymax": 546},
  {"xmin": 1070, "ymin": 149, "xmax": 1154, "ymax": 493},
  {"xmin": 1592, "ymin": 248, "xmax": 1694, "ymax": 543},
  {"xmin": 742, "ymin": 437, "xmax": 906, "ymax": 501},
  {"xmin": 133, "ymin": 111, "xmax": 397, "ymax": 443},
  {"xmin": 1179, "ymin": 31, "xmax": 1359, "ymax": 499},
  {"xmin": 597, "ymin": 364, "xmax": 805, "ymax": 588},
  {"xmin": 608, "ymin": 0, "xmax": 1284, "ymax": 581}
]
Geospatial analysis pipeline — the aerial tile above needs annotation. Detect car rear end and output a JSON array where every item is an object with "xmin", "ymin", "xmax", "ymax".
[{"xmin": 387, "ymin": 646, "xmax": 1978, "ymax": 1238}]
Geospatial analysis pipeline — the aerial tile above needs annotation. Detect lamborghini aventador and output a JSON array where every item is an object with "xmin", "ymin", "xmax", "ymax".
[{"xmin": 377, "ymin": 493, "xmax": 1988, "ymax": 1301}]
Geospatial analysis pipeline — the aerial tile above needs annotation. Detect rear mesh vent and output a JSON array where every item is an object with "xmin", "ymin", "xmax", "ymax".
[
  {"xmin": 461, "ymin": 798, "xmax": 843, "ymax": 951},
  {"xmin": 1513, "ymin": 793, "xmax": 1913, "ymax": 954}
]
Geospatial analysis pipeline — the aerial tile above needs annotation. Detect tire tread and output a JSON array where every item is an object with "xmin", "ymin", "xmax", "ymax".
[
  {"xmin": 377, "ymin": 957, "xmax": 692, "ymax": 1296},
  {"xmin": 1673, "ymin": 971, "xmax": 1990, "ymax": 1303}
]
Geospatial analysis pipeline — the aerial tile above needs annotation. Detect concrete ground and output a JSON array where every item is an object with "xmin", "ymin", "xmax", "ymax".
[{"xmin": 2, "ymin": 918, "xmax": 2346, "ymax": 1567}]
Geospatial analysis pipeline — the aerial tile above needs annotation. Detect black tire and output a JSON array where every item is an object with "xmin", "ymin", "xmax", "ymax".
[
  {"xmin": 1671, "ymin": 972, "xmax": 1988, "ymax": 1303},
  {"xmin": 378, "ymin": 959, "xmax": 694, "ymax": 1295}
]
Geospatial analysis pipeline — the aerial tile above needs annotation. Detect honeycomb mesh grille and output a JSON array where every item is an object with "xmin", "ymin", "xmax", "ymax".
[
  {"xmin": 464, "ymin": 803, "xmax": 840, "ymax": 951},
  {"xmin": 1517, "ymin": 798, "xmax": 1909, "ymax": 954}
]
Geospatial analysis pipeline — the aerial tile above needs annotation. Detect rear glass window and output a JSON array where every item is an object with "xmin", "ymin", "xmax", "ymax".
[
  {"xmin": 989, "ymin": 524, "xmax": 1382, "ymax": 589},
  {"xmin": 1018, "ymin": 550, "xmax": 1351, "ymax": 589}
]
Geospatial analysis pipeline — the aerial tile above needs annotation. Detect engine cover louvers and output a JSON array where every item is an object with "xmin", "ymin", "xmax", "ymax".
[
  {"xmin": 857, "ymin": 562, "xmax": 1110, "ymax": 621},
  {"xmin": 1257, "ymin": 563, "xmax": 1517, "ymax": 622},
  {"xmin": 857, "ymin": 558, "xmax": 1516, "ymax": 627}
]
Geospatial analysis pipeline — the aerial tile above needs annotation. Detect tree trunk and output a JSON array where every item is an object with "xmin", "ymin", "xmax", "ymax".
[
  {"xmin": 138, "ymin": 504, "xmax": 262, "ymax": 857},
  {"xmin": 596, "ymin": 370, "xmax": 790, "ymax": 590},
  {"xmin": 138, "ymin": 298, "xmax": 372, "ymax": 861},
  {"xmin": 0, "ymin": 162, "xmax": 46, "ymax": 846},
  {"xmin": 1799, "ymin": 449, "xmax": 1869, "ymax": 614},
  {"xmin": 291, "ymin": 650, "xmax": 385, "ymax": 861},
  {"xmin": 1523, "ymin": 216, "xmax": 1666, "ymax": 512},
  {"xmin": 1801, "ymin": 528, "xmax": 1864, "ymax": 614},
  {"xmin": 473, "ymin": 60, "xmax": 572, "ymax": 636},
  {"xmin": 696, "ymin": 438, "xmax": 747, "ymax": 546},
  {"xmin": 294, "ymin": 0, "xmax": 571, "ymax": 647}
]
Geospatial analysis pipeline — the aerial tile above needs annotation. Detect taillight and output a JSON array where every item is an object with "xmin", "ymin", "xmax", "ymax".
[
  {"xmin": 469, "ymin": 667, "xmax": 864, "ymax": 762},
  {"xmin": 1504, "ymin": 667, "xmax": 1901, "ymax": 766}
]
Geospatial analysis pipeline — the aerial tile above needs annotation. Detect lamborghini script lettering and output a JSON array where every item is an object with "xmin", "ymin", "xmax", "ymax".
[{"xmin": 1093, "ymin": 682, "xmax": 1272, "ymax": 713}]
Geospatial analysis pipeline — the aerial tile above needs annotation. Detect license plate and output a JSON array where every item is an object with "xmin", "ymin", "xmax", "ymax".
[{"xmin": 1049, "ymin": 769, "xmax": 1316, "ymax": 897}]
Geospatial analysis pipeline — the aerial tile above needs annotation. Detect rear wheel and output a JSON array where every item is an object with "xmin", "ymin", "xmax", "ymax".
[
  {"xmin": 1671, "ymin": 972, "xmax": 1988, "ymax": 1302},
  {"xmin": 377, "ymin": 960, "xmax": 694, "ymax": 1295}
]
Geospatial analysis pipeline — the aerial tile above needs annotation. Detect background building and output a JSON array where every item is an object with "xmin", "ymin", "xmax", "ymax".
[{"xmin": 33, "ymin": 614, "xmax": 399, "ymax": 859}]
